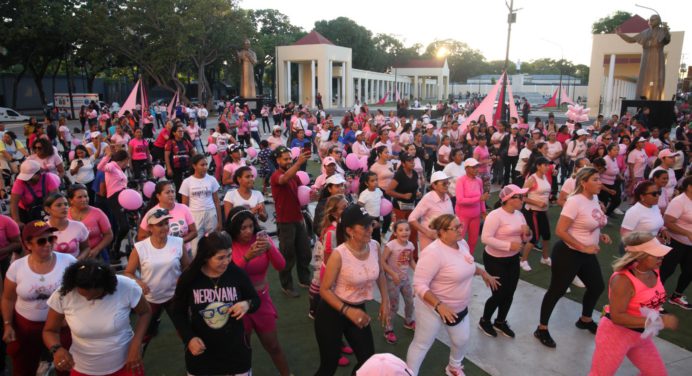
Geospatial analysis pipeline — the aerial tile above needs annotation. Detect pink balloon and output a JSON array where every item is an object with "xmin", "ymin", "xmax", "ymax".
[
  {"xmin": 249, "ymin": 165, "xmax": 257, "ymax": 178},
  {"xmin": 68, "ymin": 151, "xmax": 75, "ymax": 161},
  {"xmin": 118, "ymin": 189, "xmax": 143, "ymax": 211},
  {"xmin": 380, "ymin": 198, "xmax": 393, "ymax": 216},
  {"xmin": 359, "ymin": 156, "xmax": 369, "ymax": 171},
  {"xmin": 297, "ymin": 171, "xmax": 310, "ymax": 186},
  {"xmin": 143, "ymin": 181, "xmax": 156, "ymax": 198},
  {"xmin": 350, "ymin": 177, "xmax": 360, "ymax": 194},
  {"xmin": 153, "ymin": 165, "xmax": 165, "ymax": 179},
  {"xmin": 345, "ymin": 153, "xmax": 361, "ymax": 170},
  {"xmin": 246, "ymin": 147, "xmax": 258, "ymax": 158},
  {"xmin": 291, "ymin": 147, "xmax": 301, "ymax": 159},
  {"xmin": 298, "ymin": 185, "xmax": 311, "ymax": 206},
  {"xmin": 208, "ymin": 143, "xmax": 218, "ymax": 155}
]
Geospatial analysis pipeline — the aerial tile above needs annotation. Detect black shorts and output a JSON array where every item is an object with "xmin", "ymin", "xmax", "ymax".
[{"xmin": 523, "ymin": 208, "xmax": 551, "ymax": 243}]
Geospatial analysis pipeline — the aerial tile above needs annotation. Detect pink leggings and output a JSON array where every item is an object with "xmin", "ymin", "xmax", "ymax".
[
  {"xmin": 588, "ymin": 317, "xmax": 666, "ymax": 376},
  {"xmin": 213, "ymin": 151, "xmax": 226, "ymax": 183},
  {"xmin": 457, "ymin": 215, "xmax": 480, "ymax": 254}
]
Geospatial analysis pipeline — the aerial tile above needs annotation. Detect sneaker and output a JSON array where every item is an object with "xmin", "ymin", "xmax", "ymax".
[
  {"xmin": 540, "ymin": 257, "xmax": 552, "ymax": 267},
  {"xmin": 534, "ymin": 327, "xmax": 556, "ymax": 348},
  {"xmin": 478, "ymin": 318, "xmax": 497, "ymax": 337},
  {"xmin": 613, "ymin": 208, "xmax": 624, "ymax": 215},
  {"xmin": 575, "ymin": 319, "xmax": 598, "ymax": 334},
  {"xmin": 281, "ymin": 287, "xmax": 300, "ymax": 298},
  {"xmin": 403, "ymin": 321, "xmax": 416, "ymax": 330},
  {"xmin": 669, "ymin": 294, "xmax": 692, "ymax": 310},
  {"xmin": 341, "ymin": 345, "xmax": 353, "ymax": 355},
  {"xmin": 338, "ymin": 356, "xmax": 350, "ymax": 367},
  {"xmin": 520, "ymin": 260, "xmax": 532, "ymax": 271},
  {"xmin": 493, "ymin": 320, "xmax": 516, "ymax": 338},
  {"xmin": 445, "ymin": 364, "xmax": 465, "ymax": 376},
  {"xmin": 572, "ymin": 276, "xmax": 586, "ymax": 288},
  {"xmin": 384, "ymin": 331, "xmax": 398, "ymax": 344}
]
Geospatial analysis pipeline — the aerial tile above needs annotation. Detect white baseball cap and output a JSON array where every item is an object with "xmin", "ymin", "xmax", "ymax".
[
  {"xmin": 17, "ymin": 160, "xmax": 41, "ymax": 181},
  {"xmin": 430, "ymin": 171, "xmax": 449, "ymax": 184},
  {"xmin": 325, "ymin": 174, "xmax": 346, "ymax": 185},
  {"xmin": 576, "ymin": 129, "xmax": 589, "ymax": 136},
  {"xmin": 464, "ymin": 158, "xmax": 480, "ymax": 167}
]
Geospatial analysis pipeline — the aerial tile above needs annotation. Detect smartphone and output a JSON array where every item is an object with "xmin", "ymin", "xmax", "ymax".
[{"xmin": 257, "ymin": 230, "xmax": 268, "ymax": 240}]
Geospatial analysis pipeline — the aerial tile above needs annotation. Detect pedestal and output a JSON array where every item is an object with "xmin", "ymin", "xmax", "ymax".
[{"xmin": 619, "ymin": 99, "xmax": 676, "ymax": 130}]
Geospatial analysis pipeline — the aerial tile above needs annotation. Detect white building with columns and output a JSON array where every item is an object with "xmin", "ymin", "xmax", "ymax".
[{"xmin": 275, "ymin": 31, "xmax": 449, "ymax": 109}]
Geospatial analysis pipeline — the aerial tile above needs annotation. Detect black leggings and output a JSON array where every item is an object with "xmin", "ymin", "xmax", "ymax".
[
  {"xmin": 539, "ymin": 241, "xmax": 605, "ymax": 325},
  {"xmin": 107, "ymin": 190, "xmax": 129, "ymax": 257},
  {"xmin": 660, "ymin": 238, "xmax": 692, "ymax": 295},
  {"xmin": 262, "ymin": 116, "xmax": 271, "ymax": 133},
  {"xmin": 503, "ymin": 156, "xmax": 518, "ymax": 185},
  {"xmin": 598, "ymin": 182, "xmax": 622, "ymax": 215},
  {"xmin": 314, "ymin": 300, "xmax": 374, "ymax": 376},
  {"xmin": 482, "ymin": 253, "xmax": 520, "ymax": 322}
]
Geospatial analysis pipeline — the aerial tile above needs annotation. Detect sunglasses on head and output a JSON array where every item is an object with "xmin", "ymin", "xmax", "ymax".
[{"xmin": 34, "ymin": 236, "xmax": 57, "ymax": 246}]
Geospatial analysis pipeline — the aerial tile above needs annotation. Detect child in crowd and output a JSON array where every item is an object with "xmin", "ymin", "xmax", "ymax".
[
  {"xmin": 382, "ymin": 220, "xmax": 417, "ymax": 344},
  {"xmin": 358, "ymin": 172, "xmax": 383, "ymax": 243}
]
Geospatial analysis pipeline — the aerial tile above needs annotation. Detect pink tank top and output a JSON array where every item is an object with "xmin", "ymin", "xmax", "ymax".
[
  {"xmin": 608, "ymin": 268, "xmax": 666, "ymax": 317},
  {"xmin": 333, "ymin": 240, "xmax": 380, "ymax": 304}
]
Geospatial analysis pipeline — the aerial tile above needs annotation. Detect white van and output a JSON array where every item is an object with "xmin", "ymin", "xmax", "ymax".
[{"xmin": 0, "ymin": 107, "xmax": 30, "ymax": 123}]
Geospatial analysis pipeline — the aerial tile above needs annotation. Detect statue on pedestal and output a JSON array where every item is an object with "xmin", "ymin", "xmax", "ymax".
[
  {"xmin": 616, "ymin": 14, "xmax": 671, "ymax": 100},
  {"xmin": 237, "ymin": 38, "xmax": 257, "ymax": 98}
]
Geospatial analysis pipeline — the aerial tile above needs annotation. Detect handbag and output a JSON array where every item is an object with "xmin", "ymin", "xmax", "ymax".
[{"xmin": 443, "ymin": 307, "xmax": 469, "ymax": 327}]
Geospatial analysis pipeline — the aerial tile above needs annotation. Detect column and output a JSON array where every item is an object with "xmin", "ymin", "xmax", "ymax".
[
  {"xmin": 286, "ymin": 61, "xmax": 291, "ymax": 103},
  {"xmin": 356, "ymin": 77, "xmax": 360, "ymax": 104},
  {"xmin": 604, "ymin": 54, "xmax": 616, "ymax": 116},
  {"xmin": 336, "ymin": 76, "xmax": 341, "ymax": 108},
  {"xmin": 310, "ymin": 60, "xmax": 316, "ymax": 108},
  {"xmin": 413, "ymin": 76, "xmax": 418, "ymax": 99},
  {"xmin": 437, "ymin": 75, "xmax": 443, "ymax": 100},
  {"xmin": 341, "ymin": 62, "xmax": 346, "ymax": 107},
  {"xmin": 327, "ymin": 60, "xmax": 332, "ymax": 108}
]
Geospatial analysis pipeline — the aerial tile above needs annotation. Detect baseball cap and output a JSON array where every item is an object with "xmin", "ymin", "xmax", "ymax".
[
  {"xmin": 325, "ymin": 174, "xmax": 346, "ymax": 186},
  {"xmin": 464, "ymin": 158, "xmax": 480, "ymax": 167},
  {"xmin": 22, "ymin": 220, "xmax": 57, "ymax": 243},
  {"xmin": 90, "ymin": 131, "xmax": 101, "ymax": 139},
  {"xmin": 356, "ymin": 353, "xmax": 413, "ymax": 376},
  {"xmin": 430, "ymin": 171, "xmax": 449, "ymax": 184},
  {"xmin": 341, "ymin": 204, "xmax": 377, "ymax": 228},
  {"xmin": 636, "ymin": 137, "xmax": 647, "ymax": 143},
  {"xmin": 273, "ymin": 126, "xmax": 282, "ymax": 132},
  {"xmin": 425, "ymin": 124, "xmax": 434, "ymax": 129},
  {"xmin": 499, "ymin": 184, "xmax": 529, "ymax": 202},
  {"xmin": 624, "ymin": 237, "xmax": 671, "ymax": 257},
  {"xmin": 17, "ymin": 160, "xmax": 41, "ymax": 181},
  {"xmin": 576, "ymin": 129, "xmax": 589, "ymax": 136},
  {"xmin": 658, "ymin": 149, "xmax": 677, "ymax": 159},
  {"xmin": 355, "ymin": 130, "xmax": 363, "ymax": 137},
  {"xmin": 322, "ymin": 156, "xmax": 337, "ymax": 166},
  {"xmin": 146, "ymin": 208, "xmax": 173, "ymax": 225}
]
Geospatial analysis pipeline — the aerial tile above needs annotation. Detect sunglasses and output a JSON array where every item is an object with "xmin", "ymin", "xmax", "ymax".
[
  {"xmin": 645, "ymin": 190, "xmax": 662, "ymax": 197},
  {"xmin": 34, "ymin": 236, "xmax": 57, "ymax": 246}
]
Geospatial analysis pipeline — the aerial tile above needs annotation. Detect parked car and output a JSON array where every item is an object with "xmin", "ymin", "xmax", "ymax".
[{"xmin": 0, "ymin": 107, "xmax": 30, "ymax": 123}]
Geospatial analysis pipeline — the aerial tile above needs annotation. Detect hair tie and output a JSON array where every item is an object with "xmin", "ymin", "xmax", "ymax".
[{"xmin": 230, "ymin": 209, "xmax": 252, "ymax": 223}]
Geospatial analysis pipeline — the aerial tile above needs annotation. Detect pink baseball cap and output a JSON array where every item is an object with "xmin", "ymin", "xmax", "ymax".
[
  {"xmin": 356, "ymin": 353, "xmax": 413, "ymax": 376},
  {"xmin": 499, "ymin": 184, "xmax": 529, "ymax": 202},
  {"xmin": 658, "ymin": 149, "xmax": 676, "ymax": 159}
]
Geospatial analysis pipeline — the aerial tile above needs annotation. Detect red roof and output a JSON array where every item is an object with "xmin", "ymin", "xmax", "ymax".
[
  {"xmin": 292, "ymin": 30, "xmax": 334, "ymax": 46},
  {"xmin": 393, "ymin": 59, "xmax": 446, "ymax": 69},
  {"xmin": 617, "ymin": 15, "xmax": 649, "ymax": 34}
]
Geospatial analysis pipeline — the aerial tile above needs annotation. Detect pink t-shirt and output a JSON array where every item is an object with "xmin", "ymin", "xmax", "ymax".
[
  {"xmin": 455, "ymin": 175, "xmax": 486, "ymax": 218},
  {"xmin": 97, "ymin": 157, "xmax": 127, "ymax": 198},
  {"xmin": 11, "ymin": 173, "xmax": 61, "ymax": 209},
  {"xmin": 231, "ymin": 236, "xmax": 285, "ymax": 286},
  {"xmin": 413, "ymin": 238, "xmax": 476, "ymax": 312},
  {"xmin": 601, "ymin": 156, "xmax": 619, "ymax": 185},
  {"xmin": 140, "ymin": 203, "xmax": 195, "ymax": 250},
  {"xmin": 128, "ymin": 138, "xmax": 149, "ymax": 161},
  {"xmin": 473, "ymin": 146, "xmax": 490, "ymax": 174},
  {"xmin": 28, "ymin": 154, "xmax": 63, "ymax": 175},
  {"xmin": 332, "ymin": 240, "xmax": 380, "ymax": 304},
  {"xmin": 560, "ymin": 194, "xmax": 607, "ymax": 248},
  {"xmin": 507, "ymin": 135, "xmax": 519, "ymax": 156},
  {"xmin": 409, "ymin": 191, "xmax": 454, "ymax": 249},
  {"xmin": 627, "ymin": 149, "xmax": 647, "ymax": 179},
  {"xmin": 0, "ymin": 215, "xmax": 20, "ymax": 260},
  {"xmin": 664, "ymin": 193, "xmax": 692, "ymax": 246},
  {"xmin": 561, "ymin": 177, "xmax": 576, "ymax": 195},
  {"xmin": 370, "ymin": 161, "xmax": 395, "ymax": 190},
  {"xmin": 67, "ymin": 207, "xmax": 110, "ymax": 249},
  {"xmin": 482, "ymin": 207, "xmax": 529, "ymax": 258},
  {"xmin": 53, "ymin": 220, "xmax": 89, "ymax": 258},
  {"xmin": 384, "ymin": 239, "xmax": 415, "ymax": 279}
]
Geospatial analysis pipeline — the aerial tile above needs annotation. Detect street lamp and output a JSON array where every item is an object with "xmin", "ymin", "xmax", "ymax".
[{"xmin": 501, "ymin": 0, "xmax": 521, "ymax": 122}]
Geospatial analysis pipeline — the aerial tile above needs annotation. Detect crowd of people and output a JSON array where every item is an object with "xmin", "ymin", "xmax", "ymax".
[{"xmin": 0, "ymin": 96, "xmax": 689, "ymax": 376}]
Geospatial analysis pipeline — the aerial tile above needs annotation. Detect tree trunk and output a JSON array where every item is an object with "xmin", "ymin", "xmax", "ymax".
[
  {"xmin": 11, "ymin": 66, "xmax": 27, "ymax": 109},
  {"xmin": 51, "ymin": 59, "xmax": 63, "ymax": 100}
]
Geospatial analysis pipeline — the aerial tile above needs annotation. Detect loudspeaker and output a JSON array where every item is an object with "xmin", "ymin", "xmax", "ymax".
[{"xmin": 619, "ymin": 100, "xmax": 676, "ymax": 130}]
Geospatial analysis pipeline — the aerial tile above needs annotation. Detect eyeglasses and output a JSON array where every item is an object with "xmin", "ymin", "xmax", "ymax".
[
  {"xmin": 645, "ymin": 190, "xmax": 662, "ymax": 197},
  {"xmin": 34, "ymin": 236, "xmax": 57, "ymax": 246},
  {"xmin": 199, "ymin": 302, "xmax": 233, "ymax": 319}
]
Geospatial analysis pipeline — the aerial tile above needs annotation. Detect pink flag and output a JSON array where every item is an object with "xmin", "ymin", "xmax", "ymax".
[
  {"xmin": 167, "ymin": 91, "xmax": 179, "ymax": 119},
  {"xmin": 505, "ymin": 80, "xmax": 520, "ymax": 120},
  {"xmin": 460, "ymin": 73, "xmax": 503, "ymax": 130},
  {"xmin": 118, "ymin": 79, "xmax": 140, "ymax": 117},
  {"xmin": 559, "ymin": 87, "xmax": 575, "ymax": 105},
  {"xmin": 376, "ymin": 92, "xmax": 389, "ymax": 105}
]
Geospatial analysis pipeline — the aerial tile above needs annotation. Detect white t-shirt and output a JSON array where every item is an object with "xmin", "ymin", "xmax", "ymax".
[
  {"xmin": 649, "ymin": 166, "xmax": 676, "ymax": 199},
  {"xmin": 59, "ymin": 125, "xmax": 72, "ymax": 142},
  {"xmin": 622, "ymin": 202, "xmax": 664, "ymax": 236},
  {"xmin": 6, "ymin": 253, "xmax": 76, "ymax": 321},
  {"xmin": 525, "ymin": 174, "xmax": 551, "ymax": 211},
  {"xmin": 560, "ymin": 194, "xmax": 607, "ymax": 247},
  {"xmin": 515, "ymin": 147, "xmax": 532, "ymax": 173},
  {"xmin": 179, "ymin": 175, "xmax": 220, "ymax": 211},
  {"xmin": 212, "ymin": 132, "xmax": 232, "ymax": 152},
  {"xmin": 70, "ymin": 157, "xmax": 96, "ymax": 184},
  {"xmin": 47, "ymin": 276, "xmax": 142, "ymax": 376},
  {"xmin": 664, "ymin": 193, "xmax": 692, "ymax": 246},
  {"xmin": 223, "ymin": 189, "xmax": 265, "ymax": 209},
  {"xmin": 443, "ymin": 162, "xmax": 466, "ymax": 197},
  {"xmin": 135, "ymin": 236, "xmax": 183, "ymax": 304},
  {"xmin": 358, "ymin": 188, "xmax": 383, "ymax": 217},
  {"xmin": 546, "ymin": 141, "xmax": 563, "ymax": 161},
  {"xmin": 561, "ymin": 177, "xmax": 576, "ymax": 194},
  {"xmin": 54, "ymin": 220, "xmax": 89, "ymax": 258},
  {"xmin": 672, "ymin": 150, "xmax": 684, "ymax": 170},
  {"xmin": 627, "ymin": 149, "xmax": 648, "ymax": 178}
]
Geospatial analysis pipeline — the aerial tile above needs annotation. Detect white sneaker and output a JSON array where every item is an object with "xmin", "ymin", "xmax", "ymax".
[
  {"xmin": 613, "ymin": 208, "xmax": 624, "ymax": 215},
  {"xmin": 540, "ymin": 257, "xmax": 552, "ymax": 267},
  {"xmin": 572, "ymin": 276, "xmax": 586, "ymax": 288},
  {"xmin": 520, "ymin": 260, "xmax": 532, "ymax": 271}
]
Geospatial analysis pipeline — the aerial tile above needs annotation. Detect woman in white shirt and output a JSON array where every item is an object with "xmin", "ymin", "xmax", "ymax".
[
  {"xmin": 69, "ymin": 145, "xmax": 96, "ymax": 202},
  {"xmin": 351, "ymin": 131, "xmax": 370, "ymax": 158},
  {"xmin": 267, "ymin": 126, "xmax": 284, "ymax": 151},
  {"xmin": 43, "ymin": 259, "xmax": 151, "ymax": 375},
  {"xmin": 223, "ymin": 166, "xmax": 267, "ymax": 222},
  {"xmin": 2, "ymin": 220, "xmax": 76, "ymax": 376},
  {"xmin": 520, "ymin": 157, "xmax": 553, "ymax": 270},
  {"xmin": 44, "ymin": 192, "xmax": 90, "ymax": 259},
  {"xmin": 596, "ymin": 144, "xmax": 623, "ymax": 216},
  {"xmin": 179, "ymin": 155, "xmax": 223, "ymax": 255},
  {"xmin": 621, "ymin": 180, "xmax": 668, "ymax": 243},
  {"xmin": 124, "ymin": 209, "xmax": 190, "ymax": 352},
  {"xmin": 626, "ymin": 137, "xmax": 648, "ymax": 197}
]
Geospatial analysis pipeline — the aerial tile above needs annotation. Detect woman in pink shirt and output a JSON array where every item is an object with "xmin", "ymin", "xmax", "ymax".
[
  {"xmin": 97, "ymin": 148, "xmax": 130, "ymax": 262},
  {"xmin": 406, "ymin": 214, "xmax": 499, "ymax": 376},
  {"xmin": 128, "ymin": 128, "xmax": 151, "ymax": 180},
  {"xmin": 473, "ymin": 134, "xmax": 492, "ymax": 193},
  {"xmin": 597, "ymin": 144, "xmax": 622, "ymax": 216},
  {"xmin": 368, "ymin": 146, "xmax": 394, "ymax": 236},
  {"xmin": 479, "ymin": 185, "xmax": 533, "ymax": 338},
  {"xmin": 408, "ymin": 171, "xmax": 454, "ymax": 250},
  {"xmin": 66, "ymin": 184, "xmax": 113, "ymax": 260},
  {"xmin": 226, "ymin": 208, "xmax": 290, "ymax": 376},
  {"xmin": 455, "ymin": 158, "xmax": 489, "ymax": 254},
  {"xmin": 626, "ymin": 137, "xmax": 648, "ymax": 197}
]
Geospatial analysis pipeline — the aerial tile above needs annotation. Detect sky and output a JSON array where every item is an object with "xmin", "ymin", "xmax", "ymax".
[{"xmin": 242, "ymin": 0, "xmax": 691, "ymax": 67}]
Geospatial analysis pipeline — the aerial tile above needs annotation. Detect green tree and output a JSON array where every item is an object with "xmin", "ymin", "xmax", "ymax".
[
  {"xmin": 592, "ymin": 11, "xmax": 632, "ymax": 34},
  {"xmin": 314, "ymin": 17, "xmax": 376, "ymax": 70},
  {"xmin": 423, "ymin": 39, "xmax": 487, "ymax": 82}
]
